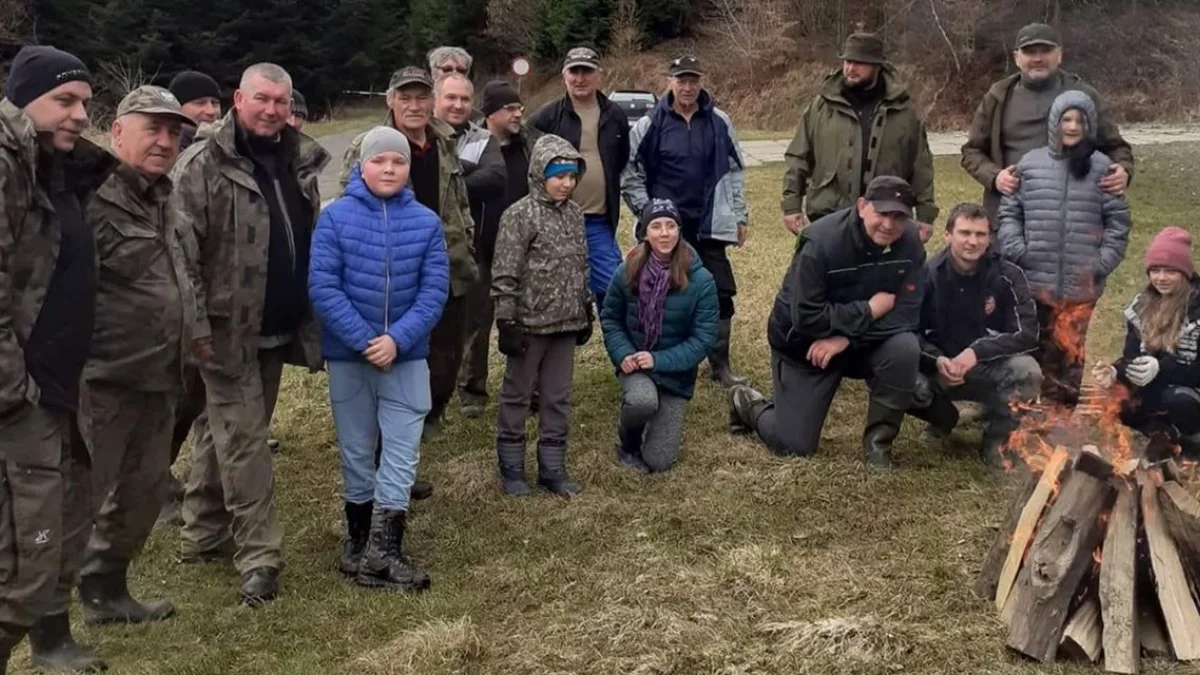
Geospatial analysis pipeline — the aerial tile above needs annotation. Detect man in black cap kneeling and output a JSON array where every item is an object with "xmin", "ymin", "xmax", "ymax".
[{"xmin": 730, "ymin": 176, "xmax": 938, "ymax": 470}]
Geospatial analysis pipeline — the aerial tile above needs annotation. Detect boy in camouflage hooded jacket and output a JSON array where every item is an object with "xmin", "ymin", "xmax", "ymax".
[{"xmin": 490, "ymin": 134, "xmax": 593, "ymax": 498}]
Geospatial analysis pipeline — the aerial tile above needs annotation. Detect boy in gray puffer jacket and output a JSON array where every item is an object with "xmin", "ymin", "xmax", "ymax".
[{"xmin": 997, "ymin": 90, "xmax": 1131, "ymax": 408}]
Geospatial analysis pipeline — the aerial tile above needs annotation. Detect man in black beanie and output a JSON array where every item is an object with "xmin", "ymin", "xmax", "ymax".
[
  {"xmin": 169, "ymin": 69, "xmax": 222, "ymax": 150},
  {"xmin": 0, "ymin": 44, "xmax": 117, "ymax": 672},
  {"xmin": 289, "ymin": 90, "xmax": 308, "ymax": 131},
  {"xmin": 458, "ymin": 80, "xmax": 540, "ymax": 417}
]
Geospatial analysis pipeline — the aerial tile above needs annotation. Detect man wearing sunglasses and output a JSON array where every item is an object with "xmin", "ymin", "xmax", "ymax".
[{"xmin": 428, "ymin": 46, "xmax": 484, "ymax": 124}]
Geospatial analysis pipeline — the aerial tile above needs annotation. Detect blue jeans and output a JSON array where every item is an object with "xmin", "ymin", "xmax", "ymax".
[
  {"xmin": 328, "ymin": 359, "xmax": 431, "ymax": 511},
  {"xmin": 585, "ymin": 214, "xmax": 623, "ymax": 298}
]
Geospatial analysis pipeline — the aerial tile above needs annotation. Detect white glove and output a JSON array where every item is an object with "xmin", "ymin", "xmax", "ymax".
[
  {"xmin": 1126, "ymin": 356, "xmax": 1161, "ymax": 387},
  {"xmin": 1092, "ymin": 362, "xmax": 1118, "ymax": 389}
]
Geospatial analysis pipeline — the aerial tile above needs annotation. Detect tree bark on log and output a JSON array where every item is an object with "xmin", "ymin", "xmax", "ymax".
[
  {"xmin": 1006, "ymin": 452, "xmax": 1115, "ymax": 663},
  {"xmin": 996, "ymin": 448, "xmax": 1071, "ymax": 613},
  {"xmin": 1141, "ymin": 469, "xmax": 1200, "ymax": 661},
  {"xmin": 1101, "ymin": 481, "xmax": 1139, "ymax": 674}
]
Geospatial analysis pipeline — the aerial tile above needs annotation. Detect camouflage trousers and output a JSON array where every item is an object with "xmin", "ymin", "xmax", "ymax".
[
  {"xmin": 180, "ymin": 347, "xmax": 285, "ymax": 573},
  {"xmin": 0, "ymin": 405, "xmax": 92, "ymax": 628},
  {"xmin": 79, "ymin": 382, "xmax": 176, "ymax": 576}
]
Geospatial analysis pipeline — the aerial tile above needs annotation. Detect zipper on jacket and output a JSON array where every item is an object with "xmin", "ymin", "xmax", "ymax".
[
  {"xmin": 1057, "ymin": 168, "xmax": 1069, "ymax": 300},
  {"xmin": 382, "ymin": 199, "xmax": 391, "ymax": 330},
  {"xmin": 273, "ymin": 179, "xmax": 297, "ymax": 272}
]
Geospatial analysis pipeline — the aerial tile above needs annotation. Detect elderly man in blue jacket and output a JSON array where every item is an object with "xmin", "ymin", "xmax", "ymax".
[{"xmin": 622, "ymin": 55, "xmax": 749, "ymax": 387}]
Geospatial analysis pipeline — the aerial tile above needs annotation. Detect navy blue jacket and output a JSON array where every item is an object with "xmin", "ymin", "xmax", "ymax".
[
  {"xmin": 309, "ymin": 165, "xmax": 450, "ymax": 363},
  {"xmin": 601, "ymin": 247, "xmax": 719, "ymax": 399},
  {"xmin": 622, "ymin": 91, "xmax": 748, "ymax": 244}
]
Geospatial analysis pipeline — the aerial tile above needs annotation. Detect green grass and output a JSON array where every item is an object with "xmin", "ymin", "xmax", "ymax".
[
  {"xmin": 304, "ymin": 100, "xmax": 388, "ymax": 139},
  {"xmin": 738, "ymin": 129, "xmax": 790, "ymax": 142},
  {"xmin": 13, "ymin": 145, "xmax": 1200, "ymax": 674}
]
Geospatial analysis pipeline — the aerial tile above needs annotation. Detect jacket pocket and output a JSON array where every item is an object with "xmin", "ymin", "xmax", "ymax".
[
  {"xmin": 805, "ymin": 172, "xmax": 841, "ymax": 218},
  {"xmin": 98, "ymin": 219, "xmax": 161, "ymax": 282}
]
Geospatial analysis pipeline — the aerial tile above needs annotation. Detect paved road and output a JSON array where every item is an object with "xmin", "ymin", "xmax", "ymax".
[{"xmin": 318, "ymin": 123, "xmax": 1200, "ymax": 201}]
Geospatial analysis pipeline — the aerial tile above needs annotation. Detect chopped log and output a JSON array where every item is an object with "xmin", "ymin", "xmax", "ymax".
[
  {"xmin": 1141, "ymin": 469, "xmax": 1200, "ymax": 661},
  {"xmin": 1159, "ymin": 480, "xmax": 1200, "ymax": 604},
  {"xmin": 1060, "ymin": 595, "xmax": 1102, "ymax": 662},
  {"xmin": 1005, "ymin": 452, "xmax": 1116, "ymax": 662},
  {"xmin": 995, "ymin": 447, "xmax": 1072, "ymax": 613},
  {"xmin": 976, "ymin": 472, "xmax": 1042, "ymax": 599},
  {"xmin": 1101, "ymin": 482, "xmax": 1140, "ymax": 674}
]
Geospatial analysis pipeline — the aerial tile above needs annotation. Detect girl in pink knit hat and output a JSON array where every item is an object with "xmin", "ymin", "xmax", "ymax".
[{"xmin": 1093, "ymin": 226, "xmax": 1200, "ymax": 457}]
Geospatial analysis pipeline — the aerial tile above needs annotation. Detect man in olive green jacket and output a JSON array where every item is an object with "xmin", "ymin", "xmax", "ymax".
[
  {"xmin": 171, "ymin": 63, "xmax": 330, "ymax": 607},
  {"xmin": 781, "ymin": 33, "xmax": 937, "ymax": 239},
  {"xmin": 960, "ymin": 22, "xmax": 1133, "ymax": 221},
  {"xmin": 339, "ymin": 66, "xmax": 477, "ymax": 436},
  {"xmin": 79, "ymin": 86, "xmax": 207, "ymax": 628},
  {"xmin": 0, "ymin": 46, "xmax": 117, "ymax": 672}
]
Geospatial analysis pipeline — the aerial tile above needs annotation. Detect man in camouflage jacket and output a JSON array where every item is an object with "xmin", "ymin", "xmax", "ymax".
[
  {"xmin": 0, "ymin": 46, "xmax": 117, "ymax": 672},
  {"xmin": 77, "ymin": 86, "xmax": 206, "ymax": 627},
  {"xmin": 339, "ymin": 66, "xmax": 476, "ymax": 435},
  {"xmin": 170, "ymin": 63, "xmax": 329, "ymax": 607}
]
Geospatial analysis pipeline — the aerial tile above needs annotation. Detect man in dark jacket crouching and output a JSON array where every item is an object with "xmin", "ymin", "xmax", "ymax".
[{"xmin": 728, "ymin": 176, "xmax": 927, "ymax": 470}]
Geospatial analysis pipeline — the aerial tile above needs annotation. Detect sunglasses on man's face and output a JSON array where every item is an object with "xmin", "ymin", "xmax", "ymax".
[
  {"xmin": 439, "ymin": 65, "xmax": 469, "ymax": 74},
  {"xmin": 503, "ymin": 104, "xmax": 525, "ymax": 113}
]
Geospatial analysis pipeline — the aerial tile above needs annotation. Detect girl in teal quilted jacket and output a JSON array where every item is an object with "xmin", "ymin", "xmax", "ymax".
[{"xmin": 600, "ymin": 199, "xmax": 719, "ymax": 473}]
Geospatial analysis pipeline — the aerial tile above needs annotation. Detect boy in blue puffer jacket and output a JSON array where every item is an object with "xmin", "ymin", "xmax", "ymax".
[{"xmin": 309, "ymin": 126, "xmax": 450, "ymax": 592}]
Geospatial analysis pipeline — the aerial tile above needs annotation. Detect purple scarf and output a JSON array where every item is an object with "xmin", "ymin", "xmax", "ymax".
[{"xmin": 637, "ymin": 252, "xmax": 672, "ymax": 350}]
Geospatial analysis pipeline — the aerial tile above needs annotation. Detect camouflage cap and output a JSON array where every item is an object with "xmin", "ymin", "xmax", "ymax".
[
  {"xmin": 116, "ymin": 85, "xmax": 192, "ymax": 125},
  {"xmin": 388, "ymin": 67, "xmax": 434, "ymax": 92}
]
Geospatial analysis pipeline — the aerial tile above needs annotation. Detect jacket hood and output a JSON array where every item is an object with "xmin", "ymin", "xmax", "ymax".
[
  {"xmin": 528, "ymin": 133, "xmax": 585, "ymax": 203},
  {"xmin": 820, "ymin": 64, "xmax": 910, "ymax": 106},
  {"xmin": 344, "ymin": 162, "xmax": 416, "ymax": 211},
  {"xmin": 1047, "ymin": 90, "xmax": 1098, "ymax": 147},
  {"xmin": 203, "ymin": 110, "xmax": 331, "ymax": 172},
  {"xmin": 0, "ymin": 98, "xmax": 117, "ymax": 195}
]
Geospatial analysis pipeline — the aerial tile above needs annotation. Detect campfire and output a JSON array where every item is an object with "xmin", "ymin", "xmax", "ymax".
[{"xmin": 975, "ymin": 384, "xmax": 1200, "ymax": 673}]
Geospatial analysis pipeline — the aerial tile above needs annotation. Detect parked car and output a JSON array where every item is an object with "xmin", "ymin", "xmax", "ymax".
[{"xmin": 609, "ymin": 90, "xmax": 657, "ymax": 126}]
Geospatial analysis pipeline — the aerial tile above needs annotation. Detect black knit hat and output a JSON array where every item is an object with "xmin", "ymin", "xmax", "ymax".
[
  {"xmin": 291, "ymin": 90, "xmax": 308, "ymax": 117},
  {"xmin": 480, "ymin": 81, "xmax": 521, "ymax": 117},
  {"xmin": 636, "ymin": 198, "xmax": 681, "ymax": 239},
  {"xmin": 5, "ymin": 45, "xmax": 90, "ymax": 108},
  {"xmin": 168, "ymin": 70, "xmax": 220, "ymax": 106}
]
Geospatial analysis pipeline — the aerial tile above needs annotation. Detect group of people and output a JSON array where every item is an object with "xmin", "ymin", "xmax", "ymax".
[{"xmin": 0, "ymin": 19, "xmax": 1194, "ymax": 674}]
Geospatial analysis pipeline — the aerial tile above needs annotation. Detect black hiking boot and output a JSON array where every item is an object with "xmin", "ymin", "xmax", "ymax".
[
  {"xmin": 536, "ymin": 442, "xmax": 583, "ymax": 497},
  {"xmin": 709, "ymin": 319, "xmax": 747, "ymax": 387},
  {"xmin": 355, "ymin": 508, "xmax": 430, "ymax": 592},
  {"xmin": 497, "ymin": 441, "xmax": 532, "ymax": 496},
  {"xmin": 239, "ymin": 567, "xmax": 280, "ymax": 608},
  {"xmin": 339, "ymin": 501, "xmax": 374, "ymax": 576},
  {"xmin": 29, "ymin": 613, "xmax": 107, "ymax": 672},
  {"xmin": 78, "ymin": 570, "xmax": 174, "ymax": 625},
  {"xmin": 616, "ymin": 424, "xmax": 650, "ymax": 474},
  {"xmin": 728, "ymin": 384, "xmax": 766, "ymax": 435},
  {"xmin": 862, "ymin": 401, "xmax": 905, "ymax": 471}
]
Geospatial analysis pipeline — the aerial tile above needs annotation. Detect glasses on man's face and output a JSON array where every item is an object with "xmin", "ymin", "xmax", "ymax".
[
  {"xmin": 439, "ymin": 65, "xmax": 469, "ymax": 74},
  {"xmin": 503, "ymin": 104, "xmax": 525, "ymax": 113}
]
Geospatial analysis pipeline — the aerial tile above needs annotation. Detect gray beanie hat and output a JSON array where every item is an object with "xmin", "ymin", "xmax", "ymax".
[{"xmin": 360, "ymin": 126, "xmax": 411, "ymax": 164}]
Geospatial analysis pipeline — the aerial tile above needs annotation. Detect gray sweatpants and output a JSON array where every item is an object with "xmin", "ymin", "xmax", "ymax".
[
  {"xmin": 496, "ymin": 334, "xmax": 576, "ymax": 446},
  {"xmin": 619, "ymin": 373, "xmax": 688, "ymax": 472},
  {"xmin": 918, "ymin": 354, "xmax": 1043, "ymax": 443}
]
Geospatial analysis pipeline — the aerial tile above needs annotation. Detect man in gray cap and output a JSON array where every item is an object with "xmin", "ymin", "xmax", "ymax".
[
  {"xmin": 962, "ymin": 22, "xmax": 1133, "ymax": 220},
  {"xmin": 78, "ymin": 85, "xmax": 205, "ymax": 627},
  {"xmin": 289, "ymin": 90, "xmax": 308, "ymax": 131},
  {"xmin": 781, "ymin": 33, "xmax": 937, "ymax": 242},
  {"xmin": 731, "ymin": 176, "xmax": 931, "ymax": 471},
  {"xmin": 0, "ymin": 44, "xmax": 117, "ymax": 672}
]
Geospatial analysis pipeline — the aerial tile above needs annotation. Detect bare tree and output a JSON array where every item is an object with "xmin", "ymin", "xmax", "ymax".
[
  {"xmin": 609, "ymin": 0, "xmax": 642, "ymax": 58},
  {"xmin": 485, "ymin": 0, "xmax": 538, "ymax": 56},
  {"xmin": 704, "ymin": 0, "xmax": 795, "ymax": 61},
  {"xmin": 0, "ymin": 0, "xmax": 31, "ymax": 42}
]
